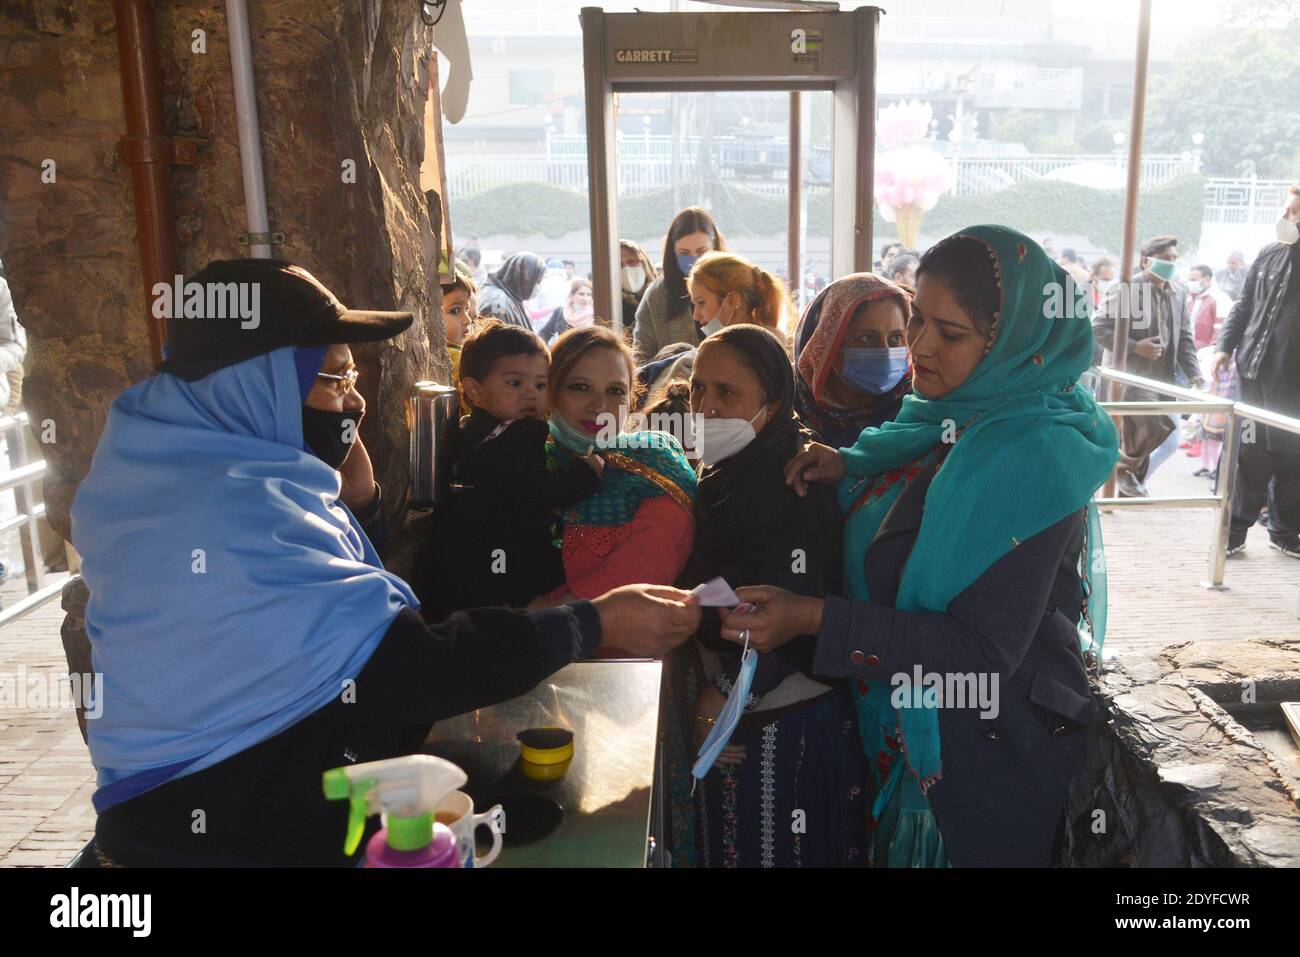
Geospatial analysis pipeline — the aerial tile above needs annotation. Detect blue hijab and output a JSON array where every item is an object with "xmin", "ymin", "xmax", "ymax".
[{"xmin": 72, "ymin": 346, "xmax": 418, "ymax": 807}]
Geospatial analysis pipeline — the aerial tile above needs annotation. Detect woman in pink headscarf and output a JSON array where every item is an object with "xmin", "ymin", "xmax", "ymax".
[{"xmin": 793, "ymin": 273, "xmax": 914, "ymax": 449}]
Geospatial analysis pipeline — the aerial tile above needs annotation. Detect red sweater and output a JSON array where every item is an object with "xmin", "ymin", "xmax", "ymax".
[{"xmin": 552, "ymin": 494, "xmax": 695, "ymax": 656}]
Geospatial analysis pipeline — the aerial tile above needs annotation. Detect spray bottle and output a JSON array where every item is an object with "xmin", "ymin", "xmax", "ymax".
[{"xmin": 323, "ymin": 754, "xmax": 468, "ymax": 868}]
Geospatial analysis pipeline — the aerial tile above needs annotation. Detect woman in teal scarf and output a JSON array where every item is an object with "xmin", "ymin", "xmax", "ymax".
[{"xmin": 717, "ymin": 226, "xmax": 1118, "ymax": 866}]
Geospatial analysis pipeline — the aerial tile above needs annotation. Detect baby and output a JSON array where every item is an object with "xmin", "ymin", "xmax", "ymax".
[{"xmin": 416, "ymin": 319, "xmax": 603, "ymax": 620}]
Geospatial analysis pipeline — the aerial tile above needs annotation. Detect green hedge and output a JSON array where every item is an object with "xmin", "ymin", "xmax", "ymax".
[{"xmin": 455, "ymin": 174, "xmax": 1206, "ymax": 253}]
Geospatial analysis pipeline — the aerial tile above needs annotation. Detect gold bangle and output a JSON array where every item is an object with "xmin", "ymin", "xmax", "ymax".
[{"xmin": 694, "ymin": 714, "xmax": 716, "ymax": 726}]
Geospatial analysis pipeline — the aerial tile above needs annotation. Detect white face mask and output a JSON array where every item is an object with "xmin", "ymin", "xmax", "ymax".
[
  {"xmin": 699, "ymin": 317, "xmax": 725, "ymax": 338},
  {"xmin": 695, "ymin": 407, "xmax": 765, "ymax": 466},
  {"xmin": 698, "ymin": 294, "xmax": 735, "ymax": 339},
  {"xmin": 621, "ymin": 265, "xmax": 647, "ymax": 293},
  {"xmin": 1186, "ymin": 280, "xmax": 1204, "ymax": 295},
  {"xmin": 1277, "ymin": 216, "xmax": 1300, "ymax": 246}
]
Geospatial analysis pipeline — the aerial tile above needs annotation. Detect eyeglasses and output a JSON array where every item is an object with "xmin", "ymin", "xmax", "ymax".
[{"xmin": 316, "ymin": 367, "xmax": 360, "ymax": 396}]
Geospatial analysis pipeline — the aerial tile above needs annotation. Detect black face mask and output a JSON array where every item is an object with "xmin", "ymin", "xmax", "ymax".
[{"xmin": 301, "ymin": 406, "xmax": 363, "ymax": 470}]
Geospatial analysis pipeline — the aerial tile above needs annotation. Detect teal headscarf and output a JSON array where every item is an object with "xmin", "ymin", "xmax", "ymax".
[
  {"xmin": 547, "ymin": 421, "xmax": 696, "ymax": 526},
  {"xmin": 839, "ymin": 224, "xmax": 1119, "ymax": 788}
]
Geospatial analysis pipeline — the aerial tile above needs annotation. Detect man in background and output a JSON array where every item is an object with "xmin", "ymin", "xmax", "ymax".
[
  {"xmin": 1213, "ymin": 186, "xmax": 1300, "ymax": 557},
  {"xmin": 1058, "ymin": 248, "xmax": 1092, "ymax": 287},
  {"xmin": 1093, "ymin": 235, "xmax": 1202, "ymax": 496},
  {"xmin": 1186, "ymin": 263, "xmax": 1233, "ymax": 350},
  {"xmin": 1216, "ymin": 250, "xmax": 1249, "ymax": 301},
  {"xmin": 874, "ymin": 240, "xmax": 903, "ymax": 275}
]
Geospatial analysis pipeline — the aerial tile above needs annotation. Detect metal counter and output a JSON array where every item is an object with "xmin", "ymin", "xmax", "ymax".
[{"xmin": 424, "ymin": 660, "xmax": 662, "ymax": 868}]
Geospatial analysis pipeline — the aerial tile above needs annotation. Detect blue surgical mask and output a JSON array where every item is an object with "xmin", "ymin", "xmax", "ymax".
[
  {"xmin": 677, "ymin": 252, "xmax": 700, "ymax": 275},
  {"xmin": 692, "ymin": 638, "xmax": 757, "ymax": 784},
  {"xmin": 839, "ymin": 346, "xmax": 909, "ymax": 395}
]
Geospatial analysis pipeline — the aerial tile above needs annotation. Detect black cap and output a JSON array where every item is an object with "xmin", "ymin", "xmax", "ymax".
[{"xmin": 156, "ymin": 259, "xmax": 414, "ymax": 380}]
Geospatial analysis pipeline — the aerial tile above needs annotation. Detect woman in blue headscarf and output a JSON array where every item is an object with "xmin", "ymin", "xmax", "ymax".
[
  {"xmin": 71, "ymin": 259, "xmax": 699, "ymax": 867},
  {"xmin": 715, "ymin": 226, "xmax": 1119, "ymax": 867}
]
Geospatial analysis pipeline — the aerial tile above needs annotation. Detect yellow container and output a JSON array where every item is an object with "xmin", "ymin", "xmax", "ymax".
[
  {"xmin": 521, "ymin": 756, "xmax": 573, "ymax": 781},
  {"xmin": 517, "ymin": 727, "xmax": 574, "ymax": 768}
]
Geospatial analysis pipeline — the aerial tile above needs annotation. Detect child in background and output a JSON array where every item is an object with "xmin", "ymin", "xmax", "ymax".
[
  {"xmin": 414, "ymin": 319, "xmax": 604, "ymax": 620},
  {"xmin": 442, "ymin": 260, "xmax": 477, "ymax": 415},
  {"xmin": 1195, "ymin": 345, "xmax": 1237, "ymax": 482}
]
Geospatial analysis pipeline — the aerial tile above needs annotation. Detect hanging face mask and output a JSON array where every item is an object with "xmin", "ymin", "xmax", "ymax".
[
  {"xmin": 699, "ymin": 317, "xmax": 725, "ymax": 338},
  {"xmin": 302, "ymin": 406, "xmax": 363, "ymax": 470},
  {"xmin": 621, "ymin": 265, "xmax": 647, "ymax": 294},
  {"xmin": 699, "ymin": 293, "xmax": 738, "ymax": 338},
  {"xmin": 677, "ymin": 252, "xmax": 700, "ymax": 275},
  {"xmin": 696, "ymin": 406, "xmax": 764, "ymax": 467},
  {"xmin": 692, "ymin": 633, "xmax": 757, "ymax": 785},
  {"xmin": 1148, "ymin": 258, "xmax": 1177, "ymax": 282},
  {"xmin": 1277, "ymin": 216, "xmax": 1300, "ymax": 245},
  {"xmin": 839, "ymin": 345, "xmax": 909, "ymax": 395},
  {"xmin": 548, "ymin": 408, "xmax": 607, "ymax": 455}
]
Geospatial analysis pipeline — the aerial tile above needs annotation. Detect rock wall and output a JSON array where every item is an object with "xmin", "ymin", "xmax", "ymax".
[
  {"xmin": 1061, "ymin": 639, "xmax": 1300, "ymax": 867},
  {"xmin": 1, "ymin": 0, "xmax": 451, "ymax": 733}
]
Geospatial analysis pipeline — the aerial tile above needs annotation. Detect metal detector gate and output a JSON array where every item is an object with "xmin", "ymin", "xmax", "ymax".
[{"xmin": 581, "ymin": 5, "xmax": 880, "ymax": 329}]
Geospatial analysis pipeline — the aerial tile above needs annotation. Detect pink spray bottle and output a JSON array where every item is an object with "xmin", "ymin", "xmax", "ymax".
[{"xmin": 323, "ymin": 754, "xmax": 468, "ymax": 868}]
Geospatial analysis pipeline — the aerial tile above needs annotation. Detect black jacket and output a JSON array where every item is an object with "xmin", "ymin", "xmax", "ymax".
[
  {"xmin": 1218, "ymin": 240, "xmax": 1299, "ymax": 382},
  {"xmin": 812, "ymin": 450, "xmax": 1095, "ymax": 867},
  {"xmin": 93, "ymin": 604, "xmax": 601, "ymax": 867},
  {"xmin": 414, "ymin": 409, "xmax": 601, "ymax": 620},
  {"xmin": 91, "ymin": 486, "xmax": 604, "ymax": 867},
  {"xmin": 678, "ymin": 414, "xmax": 842, "ymax": 698}
]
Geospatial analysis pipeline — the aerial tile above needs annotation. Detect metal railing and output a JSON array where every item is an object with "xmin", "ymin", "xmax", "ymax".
[
  {"xmin": 1095, "ymin": 366, "xmax": 1300, "ymax": 589},
  {"xmin": 0, "ymin": 411, "xmax": 63, "ymax": 627}
]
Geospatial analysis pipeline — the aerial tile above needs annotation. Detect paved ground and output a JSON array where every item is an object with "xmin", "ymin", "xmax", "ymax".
[
  {"xmin": 1, "ymin": 440, "xmax": 1298, "ymax": 867},
  {"xmin": 1101, "ymin": 443, "xmax": 1300, "ymax": 654},
  {"xmin": 0, "ymin": 572, "xmax": 95, "ymax": 868}
]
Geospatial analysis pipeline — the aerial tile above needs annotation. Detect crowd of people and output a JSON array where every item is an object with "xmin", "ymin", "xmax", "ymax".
[
  {"xmin": 1085, "ymin": 187, "xmax": 1300, "ymax": 559},
  {"xmin": 65, "ymin": 185, "xmax": 1299, "ymax": 869}
]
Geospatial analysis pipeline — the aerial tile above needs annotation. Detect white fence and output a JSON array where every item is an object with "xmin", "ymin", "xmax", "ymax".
[
  {"xmin": 1202, "ymin": 179, "xmax": 1295, "ymax": 225},
  {"xmin": 445, "ymin": 138, "xmax": 1202, "ymax": 200}
]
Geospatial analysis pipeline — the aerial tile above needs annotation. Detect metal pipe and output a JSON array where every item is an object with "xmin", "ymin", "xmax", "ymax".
[
  {"xmin": 1102, "ymin": 0, "xmax": 1152, "ymax": 501},
  {"xmin": 225, "ymin": 0, "xmax": 272, "ymax": 258},
  {"xmin": 1094, "ymin": 496, "xmax": 1221, "ymax": 509},
  {"xmin": 1105, "ymin": 401, "xmax": 1232, "ymax": 415},
  {"xmin": 787, "ymin": 91, "xmax": 802, "ymax": 304},
  {"xmin": 1108, "ymin": 0, "xmax": 1152, "ymax": 386},
  {"xmin": 1098, "ymin": 365, "xmax": 1214, "ymax": 402},
  {"xmin": 854, "ymin": 6, "xmax": 879, "ymax": 273},
  {"xmin": 0, "ymin": 579, "xmax": 68, "ymax": 630},
  {"xmin": 580, "ymin": 7, "xmax": 620, "ymax": 331},
  {"xmin": 112, "ymin": 0, "xmax": 175, "ymax": 364}
]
